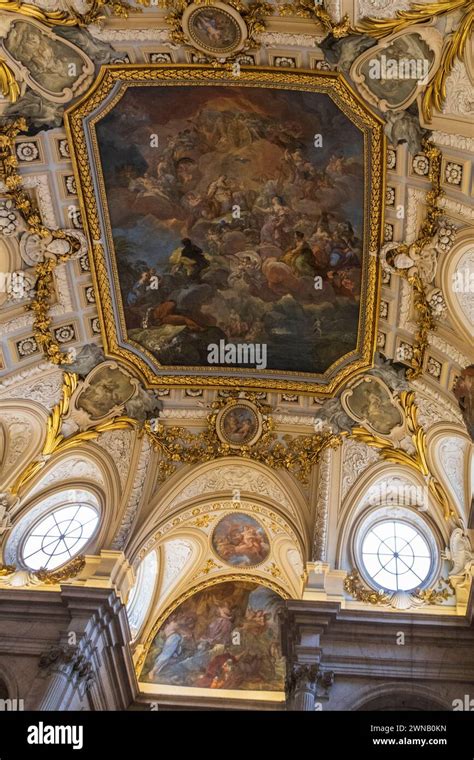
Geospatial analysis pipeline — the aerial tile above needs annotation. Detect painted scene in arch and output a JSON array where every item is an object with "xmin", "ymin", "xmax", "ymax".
[
  {"xmin": 140, "ymin": 581, "xmax": 285, "ymax": 691},
  {"xmin": 96, "ymin": 85, "xmax": 365, "ymax": 374}
]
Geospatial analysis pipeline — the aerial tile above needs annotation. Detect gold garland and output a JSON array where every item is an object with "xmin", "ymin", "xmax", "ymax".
[
  {"xmin": 389, "ymin": 139, "xmax": 444, "ymax": 380},
  {"xmin": 145, "ymin": 411, "xmax": 344, "ymax": 484},
  {"xmin": 357, "ymin": 0, "xmax": 473, "ymax": 121},
  {"xmin": 0, "ymin": 555, "xmax": 85, "ymax": 584},
  {"xmin": 344, "ymin": 569, "xmax": 454, "ymax": 606},
  {"xmin": 350, "ymin": 391, "xmax": 453, "ymax": 520},
  {"xmin": 277, "ymin": 0, "xmax": 351, "ymax": 38},
  {"xmin": 412, "ymin": 578, "xmax": 454, "ymax": 604},
  {"xmin": 0, "ymin": 563, "xmax": 16, "ymax": 576},
  {"xmin": 34, "ymin": 555, "xmax": 86, "ymax": 584},
  {"xmin": 401, "ymin": 271, "xmax": 435, "ymax": 381},
  {"xmin": 10, "ymin": 372, "xmax": 138, "ymax": 495},
  {"xmin": 0, "ymin": 119, "xmax": 82, "ymax": 364},
  {"xmin": 344, "ymin": 570, "xmax": 390, "ymax": 604},
  {"xmin": 9, "ymin": 378, "xmax": 343, "ymax": 496}
]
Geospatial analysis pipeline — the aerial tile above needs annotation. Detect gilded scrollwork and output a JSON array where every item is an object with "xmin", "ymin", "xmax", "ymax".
[
  {"xmin": 357, "ymin": 0, "xmax": 474, "ymax": 121},
  {"xmin": 164, "ymin": 0, "xmax": 273, "ymax": 60},
  {"xmin": 0, "ymin": 56, "xmax": 20, "ymax": 101},
  {"xmin": 350, "ymin": 390, "xmax": 453, "ymax": 520},
  {"xmin": 9, "ymin": 372, "xmax": 138, "ymax": 495},
  {"xmin": 0, "ymin": 0, "xmax": 147, "ymax": 27}
]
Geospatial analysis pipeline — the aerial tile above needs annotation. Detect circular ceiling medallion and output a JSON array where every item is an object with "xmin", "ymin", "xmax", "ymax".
[
  {"xmin": 216, "ymin": 400, "xmax": 262, "ymax": 448},
  {"xmin": 182, "ymin": 2, "xmax": 247, "ymax": 56},
  {"xmin": 212, "ymin": 512, "xmax": 270, "ymax": 567}
]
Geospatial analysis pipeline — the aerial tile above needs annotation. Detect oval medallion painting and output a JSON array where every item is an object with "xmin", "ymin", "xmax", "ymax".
[
  {"xmin": 140, "ymin": 581, "xmax": 285, "ymax": 691},
  {"xmin": 212, "ymin": 513, "xmax": 270, "ymax": 566},
  {"xmin": 217, "ymin": 402, "xmax": 261, "ymax": 447},
  {"xmin": 184, "ymin": 4, "xmax": 243, "ymax": 55}
]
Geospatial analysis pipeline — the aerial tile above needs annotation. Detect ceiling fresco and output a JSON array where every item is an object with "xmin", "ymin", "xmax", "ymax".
[{"xmin": 65, "ymin": 66, "xmax": 383, "ymax": 392}]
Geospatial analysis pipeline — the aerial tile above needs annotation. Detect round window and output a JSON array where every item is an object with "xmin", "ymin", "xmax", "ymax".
[
  {"xmin": 22, "ymin": 504, "xmax": 99, "ymax": 571},
  {"xmin": 361, "ymin": 519, "xmax": 432, "ymax": 592}
]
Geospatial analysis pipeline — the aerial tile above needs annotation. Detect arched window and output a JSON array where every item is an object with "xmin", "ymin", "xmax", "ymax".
[
  {"xmin": 361, "ymin": 519, "xmax": 431, "ymax": 591},
  {"xmin": 353, "ymin": 506, "xmax": 439, "ymax": 593},
  {"xmin": 5, "ymin": 489, "xmax": 100, "ymax": 571}
]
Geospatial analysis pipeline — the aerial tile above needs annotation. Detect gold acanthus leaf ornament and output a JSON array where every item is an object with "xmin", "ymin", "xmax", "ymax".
[
  {"xmin": 0, "ymin": 119, "xmax": 81, "ymax": 364},
  {"xmin": 350, "ymin": 391, "xmax": 453, "ymax": 521},
  {"xmin": 357, "ymin": 0, "xmax": 473, "ymax": 122},
  {"xmin": 145, "ymin": 416, "xmax": 344, "ymax": 485},
  {"xmin": 277, "ymin": 0, "xmax": 351, "ymax": 38}
]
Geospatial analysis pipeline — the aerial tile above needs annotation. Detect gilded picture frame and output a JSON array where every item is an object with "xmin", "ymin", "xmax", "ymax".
[
  {"xmin": 215, "ymin": 398, "xmax": 262, "ymax": 448},
  {"xmin": 65, "ymin": 65, "xmax": 385, "ymax": 395}
]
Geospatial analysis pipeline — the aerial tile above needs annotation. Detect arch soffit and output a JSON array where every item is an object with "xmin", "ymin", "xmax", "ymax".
[
  {"xmin": 427, "ymin": 422, "xmax": 472, "ymax": 523},
  {"xmin": 0, "ymin": 401, "xmax": 46, "ymax": 488},
  {"xmin": 16, "ymin": 441, "xmax": 122, "ymax": 518},
  {"xmin": 438, "ymin": 226, "xmax": 474, "ymax": 346},
  {"xmin": 141, "ymin": 456, "xmax": 309, "ymax": 546},
  {"xmin": 129, "ymin": 492, "xmax": 307, "ymax": 569},
  {"xmin": 130, "ymin": 503, "xmax": 303, "ymax": 647}
]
